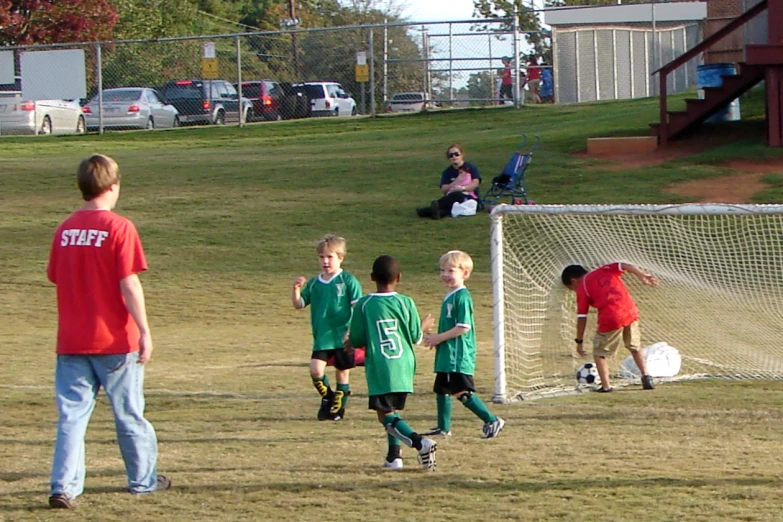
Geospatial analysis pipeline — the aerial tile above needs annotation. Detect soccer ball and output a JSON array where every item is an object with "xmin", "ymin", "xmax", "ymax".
[{"xmin": 576, "ymin": 362, "xmax": 601, "ymax": 385}]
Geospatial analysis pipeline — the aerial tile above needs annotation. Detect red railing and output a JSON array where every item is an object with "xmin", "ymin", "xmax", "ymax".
[{"xmin": 652, "ymin": 0, "xmax": 768, "ymax": 145}]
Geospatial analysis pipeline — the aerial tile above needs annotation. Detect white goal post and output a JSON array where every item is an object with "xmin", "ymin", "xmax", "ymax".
[{"xmin": 490, "ymin": 204, "xmax": 783, "ymax": 402}]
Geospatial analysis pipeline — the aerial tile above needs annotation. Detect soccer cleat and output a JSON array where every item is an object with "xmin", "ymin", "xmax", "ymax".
[
  {"xmin": 421, "ymin": 427, "xmax": 452, "ymax": 437},
  {"xmin": 642, "ymin": 375, "xmax": 655, "ymax": 390},
  {"xmin": 317, "ymin": 396, "xmax": 333, "ymax": 421},
  {"xmin": 331, "ymin": 408, "xmax": 345, "ymax": 421},
  {"xmin": 482, "ymin": 417, "xmax": 505, "ymax": 439},
  {"xmin": 594, "ymin": 387, "xmax": 614, "ymax": 393},
  {"xmin": 382, "ymin": 458, "xmax": 404, "ymax": 470},
  {"xmin": 416, "ymin": 438, "xmax": 437, "ymax": 470},
  {"xmin": 48, "ymin": 494, "xmax": 74, "ymax": 509}
]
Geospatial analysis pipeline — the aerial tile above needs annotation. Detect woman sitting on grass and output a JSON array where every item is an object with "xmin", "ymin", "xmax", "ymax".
[{"xmin": 417, "ymin": 145, "xmax": 482, "ymax": 219}]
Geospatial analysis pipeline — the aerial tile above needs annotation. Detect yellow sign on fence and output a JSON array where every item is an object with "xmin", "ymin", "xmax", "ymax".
[
  {"xmin": 355, "ymin": 64, "xmax": 369, "ymax": 83},
  {"xmin": 201, "ymin": 58, "xmax": 218, "ymax": 79}
]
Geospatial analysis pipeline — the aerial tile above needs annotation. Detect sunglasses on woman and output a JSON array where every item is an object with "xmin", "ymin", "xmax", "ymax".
[{"xmin": 448, "ymin": 151, "xmax": 461, "ymax": 158}]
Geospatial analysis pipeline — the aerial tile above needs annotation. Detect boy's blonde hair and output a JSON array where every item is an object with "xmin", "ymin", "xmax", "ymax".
[
  {"xmin": 440, "ymin": 250, "xmax": 473, "ymax": 275},
  {"xmin": 78, "ymin": 154, "xmax": 120, "ymax": 201},
  {"xmin": 317, "ymin": 234, "xmax": 347, "ymax": 258}
]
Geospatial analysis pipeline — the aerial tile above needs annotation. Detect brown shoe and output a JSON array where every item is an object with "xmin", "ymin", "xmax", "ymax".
[
  {"xmin": 49, "ymin": 494, "xmax": 74, "ymax": 509},
  {"xmin": 130, "ymin": 474, "xmax": 172, "ymax": 495},
  {"xmin": 154, "ymin": 474, "xmax": 172, "ymax": 491}
]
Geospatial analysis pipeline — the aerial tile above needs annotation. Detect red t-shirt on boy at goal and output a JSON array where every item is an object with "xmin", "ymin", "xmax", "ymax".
[
  {"xmin": 47, "ymin": 209, "xmax": 147, "ymax": 355},
  {"xmin": 575, "ymin": 263, "xmax": 639, "ymax": 333}
]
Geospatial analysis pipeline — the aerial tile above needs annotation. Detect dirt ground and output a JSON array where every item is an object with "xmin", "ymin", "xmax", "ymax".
[{"xmin": 580, "ymin": 135, "xmax": 783, "ymax": 203}]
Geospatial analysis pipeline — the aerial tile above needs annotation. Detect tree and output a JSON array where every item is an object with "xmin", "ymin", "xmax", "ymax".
[
  {"xmin": 111, "ymin": 0, "xmax": 208, "ymax": 39},
  {"xmin": 0, "ymin": 0, "xmax": 118, "ymax": 46},
  {"xmin": 472, "ymin": 0, "xmax": 551, "ymax": 63},
  {"xmin": 465, "ymin": 71, "xmax": 494, "ymax": 100}
]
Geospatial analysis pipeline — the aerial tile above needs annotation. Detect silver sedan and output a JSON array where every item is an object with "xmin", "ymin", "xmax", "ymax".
[
  {"xmin": 83, "ymin": 88, "xmax": 180, "ymax": 130},
  {"xmin": 0, "ymin": 93, "xmax": 86, "ymax": 136}
]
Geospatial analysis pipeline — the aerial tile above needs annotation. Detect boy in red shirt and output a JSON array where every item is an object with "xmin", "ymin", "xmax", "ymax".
[
  {"xmin": 561, "ymin": 262, "xmax": 659, "ymax": 392},
  {"xmin": 46, "ymin": 154, "xmax": 169, "ymax": 509}
]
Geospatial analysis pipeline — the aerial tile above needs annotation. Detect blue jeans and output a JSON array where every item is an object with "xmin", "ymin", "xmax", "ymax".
[{"xmin": 50, "ymin": 352, "xmax": 159, "ymax": 498}]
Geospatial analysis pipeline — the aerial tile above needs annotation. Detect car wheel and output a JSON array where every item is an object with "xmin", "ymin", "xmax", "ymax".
[
  {"xmin": 146, "ymin": 117, "xmax": 154, "ymax": 130},
  {"xmin": 214, "ymin": 110, "xmax": 225, "ymax": 125},
  {"xmin": 173, "ymin": 116, "xmax": 180, "ymax": 128},
  {"xmin": 351, "ymin": 106, "xmax": 357, "ymax": 116},
  {"xmin": 334, "ymin": 108, "xmax": 339, "ymax": 117},
  {"xmin": 76, "ymin": 116, "xmax": 86, "ymax": 134},
  {"xmin": 40, "ymin": 116, "xmax": 52, "ymax": 135},
  {"xmin": 245, "ymin": 108, "xmax": 254, "ymax": 123}
]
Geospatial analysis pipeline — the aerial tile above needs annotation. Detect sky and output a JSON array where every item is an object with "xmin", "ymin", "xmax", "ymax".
[{"xmin": 402, "ymin": 0, "xmax": 476, "ymax": 22}]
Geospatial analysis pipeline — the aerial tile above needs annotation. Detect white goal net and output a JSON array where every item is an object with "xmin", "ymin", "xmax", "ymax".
[{"xmin": 490, "ymin": 204, "xmax": 783, "ymax": 402}]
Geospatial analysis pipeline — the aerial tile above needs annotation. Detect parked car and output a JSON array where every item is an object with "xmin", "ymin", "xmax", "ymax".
[
  {"xmin": 235, "ymin": 80, "xmax": 281, "ymax": 121},
  {"xmin": 82, "ymin": 87, "xmax": 180, "ymax": 130},
  {"xmin": 296, "ymin": 82, "xmax": 357, "ymax": 117},
  {"xmin": 386, "ymin": 92, "xmax": 431, "ymax": 113},
  {"xmin": 158, "ymin": 79, "xmax": 252, "ymax": 125},
  {"xmin": 0, "ymin": 77, "xmax": 86, "ymax": 136}
]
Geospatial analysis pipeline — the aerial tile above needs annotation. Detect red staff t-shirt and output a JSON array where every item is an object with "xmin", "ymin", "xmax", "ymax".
[
  {"xmin": 47, "ymin": 209, "xmax": 147, "ymax": 355},
  {"xmin": 575, "ymin": 263, "xmax": 638, "ymax": 332}
]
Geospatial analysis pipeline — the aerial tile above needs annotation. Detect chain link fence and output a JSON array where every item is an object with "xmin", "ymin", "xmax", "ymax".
[
  {"xmin": 554, "ymin": 24, "xmax": 700, "ymax": 104},
  {"xmin": 1, "ymin": 18, "xmax": 541, "ymax": 133}
]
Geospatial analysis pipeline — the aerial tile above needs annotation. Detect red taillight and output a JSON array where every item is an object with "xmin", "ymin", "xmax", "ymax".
[
  {"xmin": 82, "ymin": 106, "xmax": 92, "ymax": 114},
  {"xmin": 262, "ymin": 95, "xmax": 272, "ymax": 106},
  {"xmin": 175, "ymin": 80, "xmax": 192, "ymax": 85},
  {"xmin": 20, "ymin": 101, "xmax": 35, "ymax": 111},
  {"xmin": 202, "ymin": 101, "xmax": 210, "ymax": 110},
  {"xmin": 128, "ymin": 105, "xmax": 140, "ymax": 113},
  {"xmin": 325, "ymin": 100, "xmax": 331, "ymax": 108}
]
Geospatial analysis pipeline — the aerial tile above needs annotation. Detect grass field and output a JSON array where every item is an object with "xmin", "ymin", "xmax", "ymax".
[{"xmin": 3, "ymin": 95, "xmax": 783, "ymax": 521}]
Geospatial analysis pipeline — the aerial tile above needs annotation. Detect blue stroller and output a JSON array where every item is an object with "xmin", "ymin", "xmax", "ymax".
[{"xmin": 481, "ymin": 133, "xmax": 541, "ymax": 209}]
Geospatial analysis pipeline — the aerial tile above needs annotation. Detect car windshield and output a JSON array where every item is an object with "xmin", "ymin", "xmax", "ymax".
[
  {"xmin": 393, "ymin": 93, "xmax": 424, "ymax": 102},
  {"xmin": 100, "ymin": 90, "xmax": 142, "ymax": 102},
  {"xmin": 302, "ymin": 85, "xmax": 325, "ymax": 99},
  {"xmin": 161, "ymin": 83, "xmax": 203, "ymax": 99}
]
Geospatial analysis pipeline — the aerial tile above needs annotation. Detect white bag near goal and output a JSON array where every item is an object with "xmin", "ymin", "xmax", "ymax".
[
  {"xmin": 619, "ymin": 342, "xmax": 682, "ymax": 378},
  {"xmin": 490, "ymin": 203, "xmax": 783, "ymax": 402}
]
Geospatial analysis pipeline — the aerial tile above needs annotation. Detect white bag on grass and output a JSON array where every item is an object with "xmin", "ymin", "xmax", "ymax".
[
  {"xmin": 619, "ymin": 342, "xmax": 682, "ymax": 378},
  {"xmin": 451, "ymin": 199, "xmax": 477, "ymax": 218}
]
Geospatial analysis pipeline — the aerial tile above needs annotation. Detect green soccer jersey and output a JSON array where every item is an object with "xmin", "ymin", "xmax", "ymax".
[
  {"xmin": 433, "ymin": 286, "xmax": 477, "ymax": 375},
  {"xmin": 301, "ymin": 270, "xmax": 362, "ymax": 351},
  {"xmin": 349, "ymin": 292, "xmax": 423, "ymax": 396}
]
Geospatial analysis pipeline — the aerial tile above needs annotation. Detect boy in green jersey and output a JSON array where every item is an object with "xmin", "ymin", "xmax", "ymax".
[
  {"xmin": 349, "ymin": 255, "xmax": 438, "ymax": 470},
  {"xmin": 424, "ymin": 250, "xmax": 505, "ymax": 439},
  {"xmin": 292, "ymin": 235, "xmax": 362, "ymax": 421}
]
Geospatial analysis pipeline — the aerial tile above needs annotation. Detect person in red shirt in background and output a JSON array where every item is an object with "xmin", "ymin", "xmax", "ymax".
[
  {"xmin": 46, "ymin": 154, "xmax": 170, "ymax": 509},
  {"xmin": 526, "ymin": 57, "xmax": 542, "ymax": 104},
  {"xmin": 561, "ymin": 262, "xmax": 660, "ymax": 393},
  {"xmin": 499, "ymin": 56, "xmax": 514, "ymax": 104}
]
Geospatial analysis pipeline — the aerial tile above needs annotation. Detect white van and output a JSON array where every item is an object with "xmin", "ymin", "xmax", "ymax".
[
  {"xmin": 386, "ymin": 92, "xmax": 430, "ymax": 113},
  {"xmin": 297, "ymin": 82, "xmax": 357, "ymax": 117}
]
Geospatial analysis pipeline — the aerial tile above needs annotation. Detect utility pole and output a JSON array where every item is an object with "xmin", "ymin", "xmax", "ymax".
[{"xmin": 288, "ymin": 0, "xmax": 300, "ymax": 77}]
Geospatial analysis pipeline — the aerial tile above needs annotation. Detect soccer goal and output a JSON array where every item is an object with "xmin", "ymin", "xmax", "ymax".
[{"xmin": 490, "ymin": 204, "xmax": 783, "ymax": 402}]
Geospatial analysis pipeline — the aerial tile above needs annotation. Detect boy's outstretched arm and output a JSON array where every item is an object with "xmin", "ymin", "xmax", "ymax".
[
  {"xmin": 619, "ymin": 262, "xmax": 659, "ymax": 287},
  {"xmin": 291, "ymin": 276, "xmax": 307, "ymax": 309},
  {"xmin": 421, "ymin": 313, "xmax": 435, "ymax": 336},
  {"xmin": 424, "ymin": 325, "xmax": 469, "ymax": 348},
  {"xmin": 574, "ymin": 316, "xmax": 587, "ymax": 357}
]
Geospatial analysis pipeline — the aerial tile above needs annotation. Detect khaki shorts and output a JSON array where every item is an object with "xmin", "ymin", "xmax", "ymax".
[
  {"xmin": 593, "ymin": 321, "xmax": 641, "ymax": 358},
  {"xmin": 527, "ymin": 79, "xmax": 541, "ymax": 93}
]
